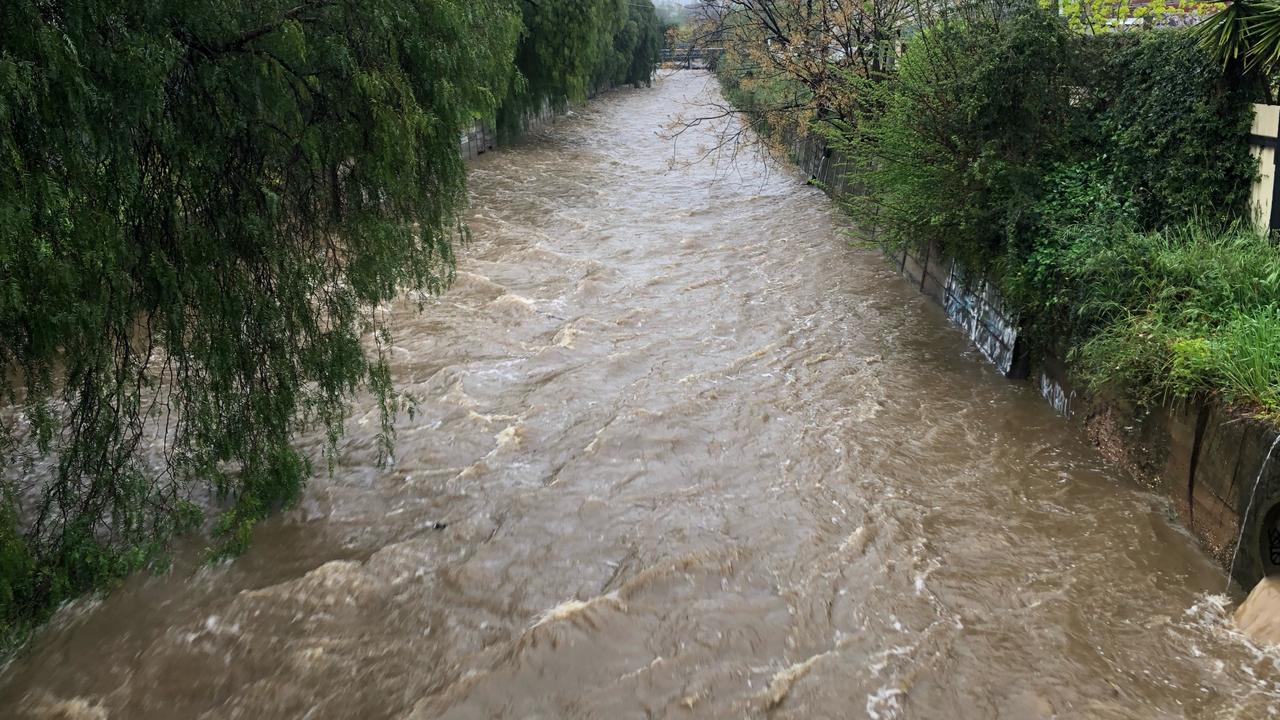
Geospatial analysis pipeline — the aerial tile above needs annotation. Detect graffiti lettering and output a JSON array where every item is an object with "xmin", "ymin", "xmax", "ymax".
[{"xmin": 1269, "ymin": 525, "xmax": 1280, "ymax": 567}]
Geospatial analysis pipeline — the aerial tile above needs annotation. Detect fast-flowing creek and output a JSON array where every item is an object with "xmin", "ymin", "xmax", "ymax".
[{"xmin": 4, "ymin": 70, "xmax": 1280, "ymax": 719}]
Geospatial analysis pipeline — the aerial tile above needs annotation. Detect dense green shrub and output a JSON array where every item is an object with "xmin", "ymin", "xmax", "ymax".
[
  {"xmin": 1084, "ymin": 31, "xmax": 1257, "ymax": 229},
  {"xmin": 835, "ymin": 5, "xmax": 1081, "ymax": 270},
  {"xmin": 0, "ymin": 503, "xmax": 33, "ymax": 656},
  {"xmin": 819, "ymin": 4, "xmax": 1267, "ymax": 416},
  {"xmin": 593, "ymin": 0, "xmax": 664, "ymax": 91},
  {"xmin": 1002, "ymin": 161, "xmax": 1136, "ymax": 349},
  {"xmin": 623, "ymin": 2, "xmax": 666, "ymax": 89},
  {"xmin": 998, "ymin": 32, "xmax": 1263, "ymax": 410}
]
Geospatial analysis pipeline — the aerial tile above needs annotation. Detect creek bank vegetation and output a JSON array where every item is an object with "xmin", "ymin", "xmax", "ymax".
[
  {"xmin": 0, "ymin": 0, "xmax": 663, "ymax": 654},
  {"xmin": 700, "ymin": 0, "xmax": 1279, "ymax": 420}
]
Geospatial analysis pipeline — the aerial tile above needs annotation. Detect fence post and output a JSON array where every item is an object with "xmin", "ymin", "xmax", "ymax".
[{"xmin": 1249, "ymin": 103, "xmax": 1280, "ymax": 233}]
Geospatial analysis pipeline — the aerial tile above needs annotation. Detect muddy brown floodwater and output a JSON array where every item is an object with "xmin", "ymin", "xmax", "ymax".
[{"xmin": 4, "ymin": 70, "xmax": 1280, "ymax": 720}]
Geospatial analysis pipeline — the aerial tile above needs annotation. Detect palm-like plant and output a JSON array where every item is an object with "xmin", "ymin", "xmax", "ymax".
[{"xmin": 1196, "ymin": 0, "xmax": 1280, "ymax": 73}]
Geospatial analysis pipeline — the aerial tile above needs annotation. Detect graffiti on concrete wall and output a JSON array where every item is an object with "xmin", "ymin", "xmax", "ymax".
[
  {"xmin": 942, "ymin": 263, "xmax": 1020, "ymax": 377},
  {"xmin": 1039, "ymin": 371, "xmax": 1074, "ymax": 417}
]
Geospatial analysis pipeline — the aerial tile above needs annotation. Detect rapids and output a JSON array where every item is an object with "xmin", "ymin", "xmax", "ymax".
[{"xmin": 3, "ymin": 70, "xmax": 1279, "ymax": 719}]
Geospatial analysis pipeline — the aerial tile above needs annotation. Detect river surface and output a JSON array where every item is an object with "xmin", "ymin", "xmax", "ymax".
[{"xmin": 4, "ymin": 70, "xmax": 1280, "ymax": 719}]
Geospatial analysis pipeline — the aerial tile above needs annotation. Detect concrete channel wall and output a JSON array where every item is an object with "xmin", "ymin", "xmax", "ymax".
[
  {"xmin": 1044, "ymin": 370, "xmax": 1280, "ymax": 588},
  {"xmin": 895, "ymin": 241, "xmax": 1027, "ymax": 379},
  {"xmin": 790, "ymin": 134, "xmax": 1280, "ymax": 591},
  {"xmin": 458, "ymin": 99, "xmax": 558, "ymax": 161}
]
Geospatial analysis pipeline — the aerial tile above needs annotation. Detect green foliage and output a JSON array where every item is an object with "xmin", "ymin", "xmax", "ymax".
[
  {"xmin": 497, "ymin": 0, "xmax": 662, "ymax": 136},
  {"xmin": 1084, "ymin": 31, "xmax": 1257, "ymax": 228},
  {"xmin": 1001, "ymin": 162, "xmax": 1136, "ymax": 349},
  {"xmin": 0, "ymin": 0, "xmax": 522, "ymax": 642},
  {"xmin": 823, "ymin": 5, "xmax": 1265, "ymax": 416},
  {"xmin": 620, "ymin": 1, "xmax": 665, "ymax": 88},
  {"xmin": 1006, "ymin": 163, "xmax": 1278, "ymax": 417},
  {"xmin": 1002, "ymin": 152, "xmax": 1279, "ymax": 418},
  {"xmin": 0, "ymin": 0, "xmax": 660, "ymax": 653},
  {"xmin": 0, "ymin": 501, "xmax": 35, "ymax": 654},
  {"xmin": 589, "ymin": 0, "xmax": 663, "ymax": 91},
  {"xmin": 995, "ymin": 32, "xmax": 1264, "ymax": 414},
  {"xmin": 1212, "ymin": 309, "xmax": 1280, "ymax": 413},
  {"xmin": 1014, "ymin": 221, "xmax": 1280, "ymax": 416},
  {"xmin": 1195, "ymin": 0, "xmax": 1280, "ymax": 74},
  {"xmin": 835, "ymin": 3, "xmax": 1081, "ymax": 270},
  {"xmin": 719, "ymin": 0, "xmax": 1272, "ymax": 421}
]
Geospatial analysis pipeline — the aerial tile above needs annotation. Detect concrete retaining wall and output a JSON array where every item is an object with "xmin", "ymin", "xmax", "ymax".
[
  {"xmin": 460, "ymin": 122, "xmax": 497, "ymax": 161},
  {"xmin": 458, "ymin": 99, "xmax": 559, "ymax": 161},
  {"xmin": 791, "ymin": 135, "xmax": 856, "ymax": 197},
  {"xmin": 1043, "ymin": 367, "xmax": 1280, "ymax": 589},
  {"xmin": 894, "ymin": 240, "xmax": 1026, "ymax": 378}
]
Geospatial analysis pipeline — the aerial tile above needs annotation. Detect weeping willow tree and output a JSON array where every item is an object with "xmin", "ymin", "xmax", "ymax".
[
  {"xmin": 591, "ymin": 0, "xmax": 665, "ymax": 91},
  {"xmin": 497, "ymin": 0, "xmax": 664, "ymax": 135},
  {"xmin": 0, "ymin": 0, "xmax": 658, "ymax": 650}
]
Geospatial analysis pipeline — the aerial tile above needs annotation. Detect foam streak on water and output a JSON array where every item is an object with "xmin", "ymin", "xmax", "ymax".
[{"xmin": 2, "ymin": 71, "xmax": 1279, "ymax": 719}]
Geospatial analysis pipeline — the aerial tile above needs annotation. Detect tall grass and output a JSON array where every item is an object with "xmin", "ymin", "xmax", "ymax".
[
  {"xmin": 1213, "ymin": 309, "xmax": 1280, "ymax": 414},
  {"xmin": 1047, "ymin": 221, "xmax": 1280, "ymax": 418}
]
